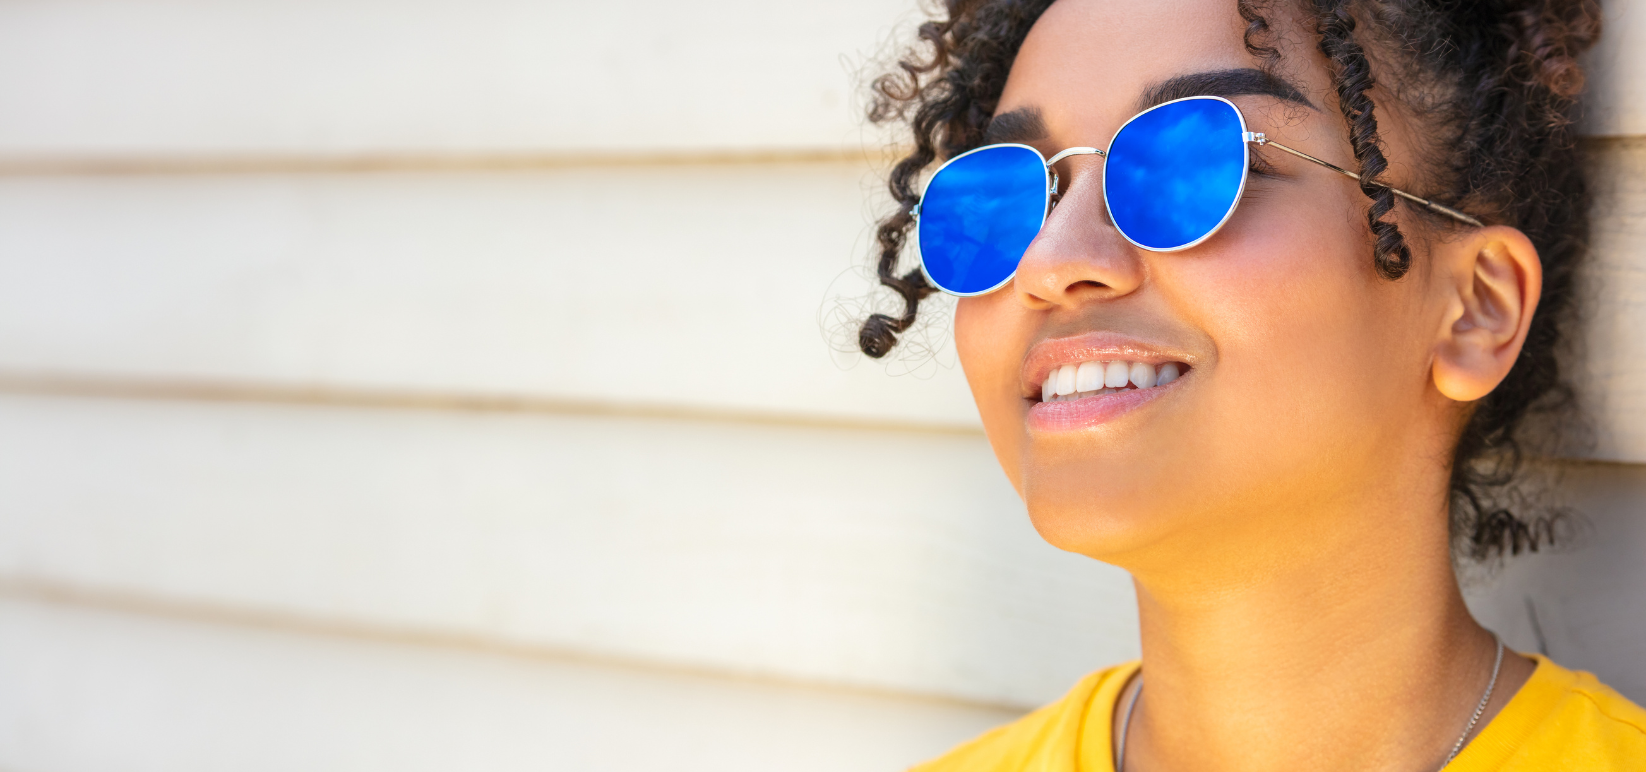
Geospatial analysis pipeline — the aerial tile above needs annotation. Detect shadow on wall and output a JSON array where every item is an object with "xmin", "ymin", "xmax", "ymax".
[{"xmin": 1466, "ymin": 460, "xmax": 1646, "ymax": 705}]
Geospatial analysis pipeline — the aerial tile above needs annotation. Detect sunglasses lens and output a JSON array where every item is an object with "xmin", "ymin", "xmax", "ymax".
[
  {"xmin": 1105, "ymin": 97, "xmax": 1247, "ymax": 250},
  {"xmin": 917, "ymin": 144, "xmax": 1048, "ymax": 295}
]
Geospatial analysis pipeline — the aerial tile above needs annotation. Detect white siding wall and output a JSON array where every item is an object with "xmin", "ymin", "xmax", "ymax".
[{"xmin": 0, "ymin": 2, "xmax": 1640, "ymax": 771}]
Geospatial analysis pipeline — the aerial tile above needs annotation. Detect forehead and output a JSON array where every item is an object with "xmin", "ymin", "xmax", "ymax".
[{"xmin": 999, "ymin": 0, "xmax": 1258, "ymax": 137}]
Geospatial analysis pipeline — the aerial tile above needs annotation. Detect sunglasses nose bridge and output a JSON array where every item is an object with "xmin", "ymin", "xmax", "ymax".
[
  {"xmin": 1046, "ymin": 146, "xmax": 1105, "ymax": 166},
  {"xmin": 1044, "ymin": 146, "xmax": 1105, "ymax": 197}
]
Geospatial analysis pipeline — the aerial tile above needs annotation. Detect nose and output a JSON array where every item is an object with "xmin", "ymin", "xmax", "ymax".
[{"xmin": 1011, "ymin": 159, "xmax": 1144, "ymax": 310}]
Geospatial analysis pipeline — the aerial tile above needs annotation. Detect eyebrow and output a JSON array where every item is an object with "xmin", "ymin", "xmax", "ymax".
[
  {"xmin": 982, "ymin": 67, "xmax": 1315, "ymax": 146},
  {"xmin": 1139, "ymin": 67, "xmax": 1314, "ymax": 111},
  {"xmin": 982, "ymin": 107, "xmax": 1050, "ymax": 145}
]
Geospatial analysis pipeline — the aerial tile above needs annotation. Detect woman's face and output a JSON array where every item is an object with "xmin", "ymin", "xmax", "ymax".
[{"xmin": 955, "ymin": 0, "xmax": 1460, "ymax": 573}]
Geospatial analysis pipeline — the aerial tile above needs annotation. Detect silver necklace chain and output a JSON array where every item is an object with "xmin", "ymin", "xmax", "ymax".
[
  {"xmin": 1113, "ymin": 635, "xmax": 1505, "ymax": 772},
  {"xmin": 1114, "ymin": 670, "xmax": 1142, "ymax": 771},
  {"xmin": 1441, "ymin": 635, "xmax": 1505, "ymax": 768}
]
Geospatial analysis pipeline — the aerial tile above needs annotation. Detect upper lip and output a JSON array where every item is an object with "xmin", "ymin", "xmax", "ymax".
[{"xmin": 1021, "ymin": 331, "xmax": 1196, "ymax": 397}]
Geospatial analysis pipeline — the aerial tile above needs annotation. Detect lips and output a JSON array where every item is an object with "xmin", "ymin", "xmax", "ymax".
[{"xmin": 1021, "ymin": 332, "xmax": 1194, "ymax": 431}]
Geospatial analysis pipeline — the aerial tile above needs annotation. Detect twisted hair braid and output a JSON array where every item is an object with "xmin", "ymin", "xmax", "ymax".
[{"xmin": 1314, "ymin": 0, "xmax": 1413, "ymax": 278}]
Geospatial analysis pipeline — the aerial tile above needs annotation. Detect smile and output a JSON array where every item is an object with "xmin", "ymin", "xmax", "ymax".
[{"xmin": 1039, "ymin": 359, "xmax": 1187, "ymax": 402}]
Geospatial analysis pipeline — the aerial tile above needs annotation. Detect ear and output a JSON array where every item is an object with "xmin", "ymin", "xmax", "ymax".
[{"xmin": 1431, "ymin": 226, "xmax": 1542, "ymax": 403}]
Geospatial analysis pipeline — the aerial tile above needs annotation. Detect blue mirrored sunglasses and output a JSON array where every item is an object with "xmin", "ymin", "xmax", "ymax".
[{"xmin": 912, "ymin": 95, "xmax": 1482, "ymax": 297}]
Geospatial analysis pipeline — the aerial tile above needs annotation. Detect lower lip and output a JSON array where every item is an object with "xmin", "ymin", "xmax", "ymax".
[{"xmin": 1027, "ymin": 381, "xmax": 1177, "ymax": 432}]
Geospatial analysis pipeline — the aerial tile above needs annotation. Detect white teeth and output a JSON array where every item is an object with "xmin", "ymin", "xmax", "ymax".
[
  {"xmin": 1075, "ymin": 361, "xmax": 1103, "ymax": 392},
  {"xmin": 1104, "ymin": 361, "xmax": 1129, "ymax": 388},
  {"xmin": 1055, "ymin": 364, "xmax": 1077, "ymax": 396},
  {"xmin": 1129, "ymin": 361, "xmax": 1155, "ymax": 389},
  {"xmin": 1039, "ymin": 360, "xmax": 1186, "ymax": 401},
  {"xmin": 1156, "ymin": 362, "xmax": 1181, "ymax": 386}
]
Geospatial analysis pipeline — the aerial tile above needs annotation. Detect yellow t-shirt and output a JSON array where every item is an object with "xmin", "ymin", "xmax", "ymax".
[{"xmin": 913, "ymin": 655, "xmax": 1646, "ymax": 771}]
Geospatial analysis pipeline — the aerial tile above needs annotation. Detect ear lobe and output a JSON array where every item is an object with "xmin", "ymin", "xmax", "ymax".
[{"xmin": 1431, "ymin": 226, "xmax": 1542, "ymax": 403}]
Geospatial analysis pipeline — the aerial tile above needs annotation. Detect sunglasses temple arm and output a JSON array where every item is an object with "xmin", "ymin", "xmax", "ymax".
[{"xmin": 1244, "ymin": 133, "xmax": 1483, "ymax": 228}]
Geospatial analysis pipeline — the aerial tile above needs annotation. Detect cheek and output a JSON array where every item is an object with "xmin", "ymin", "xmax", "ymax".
[
  {"xmin": 1172, "ymin": 198, "xmax": 1424, "ymax": 484},
  {"xmin": 954, "ymin": 294, "xmax": 1031, "ymax": 490}
]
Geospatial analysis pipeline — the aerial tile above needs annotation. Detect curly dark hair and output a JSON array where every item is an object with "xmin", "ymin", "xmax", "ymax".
[{"xmin": 858, "ymin": 0, "xmax": 1603, "ymax": 562}]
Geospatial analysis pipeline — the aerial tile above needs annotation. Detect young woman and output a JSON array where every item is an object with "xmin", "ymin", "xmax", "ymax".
[{"xmin": 856, "ymin": 1, "xmax": 1644, "ymax": 769}]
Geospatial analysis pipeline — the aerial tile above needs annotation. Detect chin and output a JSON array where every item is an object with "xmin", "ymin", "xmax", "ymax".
[{"xmin": 1020, "ymin": 481, "xmax": 1169, "ymax": 561}]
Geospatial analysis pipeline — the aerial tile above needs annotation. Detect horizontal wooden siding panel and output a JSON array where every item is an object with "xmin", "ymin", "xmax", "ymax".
[
  {"xmin": 0, "ymin": 0, "xmax": 911, "ymax": 158},
  {"xmin": 0, "ymin": 595, "xmax": 1020, "ymax": 772},
  {"xmin": 0, "ymin": 162, "xmax": 981, "ymax": 430},
  {"xmin": 0, "ymin": 392, "xmax": 1138, "ymax": 708}
]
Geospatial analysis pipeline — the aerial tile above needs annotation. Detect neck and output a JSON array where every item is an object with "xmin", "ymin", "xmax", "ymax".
[{"xmin": 1115, "ymin": 498, "xmax": 1515, "ymax": 772}]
